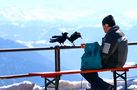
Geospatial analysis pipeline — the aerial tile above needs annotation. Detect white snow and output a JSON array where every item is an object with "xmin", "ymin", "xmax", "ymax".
[{"xmin": 1, "ymin": 79, "xmax": 137, "ymax": 90}]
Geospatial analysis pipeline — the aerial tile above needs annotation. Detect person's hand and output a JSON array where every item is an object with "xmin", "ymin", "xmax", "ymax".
[{"xmin": 81, "ymin": 43, "xmax": 85, "ymax": 48}]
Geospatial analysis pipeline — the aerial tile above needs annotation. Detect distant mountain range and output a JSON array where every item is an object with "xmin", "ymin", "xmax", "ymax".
[{"xmin": 0, "ymin": 37, "xmax": 55, "ymax": 85}]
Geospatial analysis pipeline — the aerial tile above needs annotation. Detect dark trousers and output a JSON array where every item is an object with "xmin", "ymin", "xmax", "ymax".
[{"xmin": 81, "ymin": 72, "xmax": 111, "ymax": 90}]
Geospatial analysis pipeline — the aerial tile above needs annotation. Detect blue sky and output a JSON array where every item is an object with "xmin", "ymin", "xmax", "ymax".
[{"xmin": 0, "ymin": 0, "xmax": 137, "ymax": 79}]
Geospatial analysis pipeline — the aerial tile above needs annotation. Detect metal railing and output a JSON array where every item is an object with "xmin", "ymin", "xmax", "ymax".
[{"xmin": 0, "ymin": 42, "xmax": 136, "ymax": 75}]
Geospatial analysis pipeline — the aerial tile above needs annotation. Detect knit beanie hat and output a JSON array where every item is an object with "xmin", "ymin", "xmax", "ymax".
[{"xmin": 102, "ymin": 15, "xmax": 116, "ymax": 27}]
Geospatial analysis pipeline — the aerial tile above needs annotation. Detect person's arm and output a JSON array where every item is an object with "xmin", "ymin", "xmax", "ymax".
[{"xmin": 101, "ymin": 34, "xmax": 118, "ymax": 60}]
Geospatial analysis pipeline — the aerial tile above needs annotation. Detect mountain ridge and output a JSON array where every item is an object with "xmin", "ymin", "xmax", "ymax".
[{"xmin": 0, "ymin": 37, "xmax": 54, "ymax": 85}]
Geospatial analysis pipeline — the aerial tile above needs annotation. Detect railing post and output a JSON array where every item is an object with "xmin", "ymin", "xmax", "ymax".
[
  {"xmin": 55, "ymin": 46, "xmax": 60, "ymax": 72},
  {"xmin": 55, "ymin": 46, "xmax": 60, "ymax": 90}
]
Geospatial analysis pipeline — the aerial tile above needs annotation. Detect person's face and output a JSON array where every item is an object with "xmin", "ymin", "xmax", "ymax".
[{"xmin": 102, "ymin": 24, "xmax": 110, "ymax": 33}]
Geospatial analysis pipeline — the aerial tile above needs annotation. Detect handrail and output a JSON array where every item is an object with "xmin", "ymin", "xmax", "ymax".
[
  {"xmin": 0, "ymin": 46, "xmax": 81, "ymax": 52},
  {"xmin": 128, "ymin": 42, "xmax": 137, "ymax": 45},
  {"xmin": 0, "ymin": 42, "xmax": 136, "ymax": 52}
]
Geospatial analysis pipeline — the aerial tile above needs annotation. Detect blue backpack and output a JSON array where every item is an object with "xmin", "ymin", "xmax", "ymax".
[{"xmin": 81, "ymin": 42, "xmax": 102, "ymax": 70}]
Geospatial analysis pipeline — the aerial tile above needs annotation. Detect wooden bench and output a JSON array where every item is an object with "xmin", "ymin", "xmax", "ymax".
[{"xmin": 0, "ymin": 65, "xmax": 137, "ymax": 90}]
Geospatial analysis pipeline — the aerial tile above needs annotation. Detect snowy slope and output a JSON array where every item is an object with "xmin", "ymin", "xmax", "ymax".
[{"xmin": 1, "ymin": 79, "xmax": 137, "ymax": 90}]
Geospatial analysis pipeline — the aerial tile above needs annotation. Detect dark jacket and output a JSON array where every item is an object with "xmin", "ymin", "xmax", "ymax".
[{"xmin": 101, "ymin": 25, "xmax": 128, "ymax": 68}]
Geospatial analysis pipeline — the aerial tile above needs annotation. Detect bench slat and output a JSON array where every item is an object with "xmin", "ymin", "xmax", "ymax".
[{"xmin": 0, "ymin": 65, "xmax": 137, "ymax": 79}]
